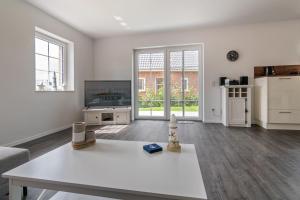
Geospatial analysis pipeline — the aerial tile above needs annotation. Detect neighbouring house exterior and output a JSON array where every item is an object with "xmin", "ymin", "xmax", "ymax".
[{"xmin": 138, "ymin": 70, "xmax": 199, "ymax": 95}]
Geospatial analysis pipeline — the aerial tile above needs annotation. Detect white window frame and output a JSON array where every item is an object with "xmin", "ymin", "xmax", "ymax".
[
  {"xmin": 134, "ymin": 44, "xmax": 203, "ymax": 121},
  {"xmin": 138, "ymin": 78, "xmax": 146, "ymax": 92},
  {"xmin": 35, "ymin": 32, "xmax": 67, "ymax": 90},
  {"xmin": 35, "ymin": 27, "xmax": 74, "ymax": 92}
]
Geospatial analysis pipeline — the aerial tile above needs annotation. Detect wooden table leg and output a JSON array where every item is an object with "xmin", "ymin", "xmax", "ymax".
[{"xmin": 9, "ymin": 179, "xmax": 22, "ymax": 200}]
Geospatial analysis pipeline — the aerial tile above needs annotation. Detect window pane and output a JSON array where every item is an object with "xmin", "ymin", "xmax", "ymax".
[
  {"xmin": 35, "ymin": 38, "xmax": 48, "ymax": 55},
  {"xmin": 184, "ymin": 101, "xmax": 199, "ymax": 117},
  {"xmin": 170, "ymin": 51, "xmax": 183, "ymax": 118},
  {"xmin": 36, "ymin": 70, "xmax": 48, "ymax": 84},
  {"xmin": 171, "ymin": 100, "xmax": 183, "ymax": 117},
  {"xmin": 170, "ymin": 51, "xmax": 183, "ymax": 102},
  {"xmin": 156, "ymin": 78, "xmax": 164, "ymax": 94},
  {"xmin": 184, "ymin": 78, "xmax": 188, "ymax": 91},
  {"xmin": 156, "ymin": 78, "xmax": 163, "ymax": 85},
  {"xmin": 138, "ymin": 54, "xmax": 150, "ymax": 69},
  {"xmin": 137, "ymin": 52, "xmax": 165, "ymax": 118},
  {"xmin": 184, "ymin": 58, "xmax": 199, "ymax": 118},
  {"xmin": 48, "ymin": 72, "xmax": 54, "ymax": 86},
  {"xmin": 49, "ymin": 58, "xmax": 60, "ymax": 72},
  {"xmin": 150, "ymin": 53, "xmax": 164, "ymax": 69},
  {"xmin": 49, "ymin": 43, "xmax": 60, "ymax": 58},
  {"xmin": 35, "ymin": 32, "xmax": 68, "ymax": 91},
  {"xmin": 184, "ymin": 50, "xmax": 198, "ymax": 67},
  {"xmin": 138, "ymin": 79, "xmax": 145, "ymax": 91},
  {"xmin": 170, "ymin": 51, "xmax": 183, "ymax": 68},
  {"xmin": 138, "ymin": 53, "xmax": 164, "ymax": 70},
  {"xmin": 35, "ymin": 54, "xmax": 48, "ymax": 71},
  {"xmin": 138, "ymin": 101, "xmax": 151, "ymax": 116},
  {"xmin": 48, "ymin": 72, "xmax": 62, "ymax": 87},
  {"xmin": 56, "ymin": 73, "xmax": 63, "ymax": 86}
]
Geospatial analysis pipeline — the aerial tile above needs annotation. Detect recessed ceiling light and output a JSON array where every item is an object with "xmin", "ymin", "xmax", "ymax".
[
  {"xmin": 120, "ymin": 22, "xmax": 127, "ymax": 26},
  {"xmin": 113, "ymin": 16, "xmax": 123, "ymax": 21}
]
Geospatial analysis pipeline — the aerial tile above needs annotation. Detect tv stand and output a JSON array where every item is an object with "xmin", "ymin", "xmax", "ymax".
[{"xmin": 83, "ymin": 107, "xmax": 131, "ymax": 125}]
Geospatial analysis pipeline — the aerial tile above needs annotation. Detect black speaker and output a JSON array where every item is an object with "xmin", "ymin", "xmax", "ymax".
[
  {"xmin": 229, "ymin": 80, "xmax": 239, "ymax": 85},
  {"xmin": 240, "ymin": 76, "xmax": 248, "ymax": 85},
  {"xmin": 219, "ymin": 77, "xmax": 227, "ymax": 86}
]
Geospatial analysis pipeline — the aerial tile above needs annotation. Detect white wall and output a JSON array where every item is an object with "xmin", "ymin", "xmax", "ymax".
[
  {"xmin": 94, "ymin": 19, "xmax": 300, "ymax": 123},
  {"xmin": 0, "ymin": 0, "xmax": 94, "ymax": 146}
]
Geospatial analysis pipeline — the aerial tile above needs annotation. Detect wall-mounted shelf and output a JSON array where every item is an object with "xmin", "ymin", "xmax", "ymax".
[{"xmin": 254, "ymin": 65, "xmax": 300, "ymax": 78}]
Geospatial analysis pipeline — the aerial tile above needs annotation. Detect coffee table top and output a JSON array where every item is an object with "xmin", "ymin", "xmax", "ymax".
[{"xmin": 3, "ymin": 139, "xmax": 207, "ymax": 200}]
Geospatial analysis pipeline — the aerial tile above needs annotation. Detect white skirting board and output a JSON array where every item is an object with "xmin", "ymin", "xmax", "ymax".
[
  {"xmin": 202, "ymin": 119, "xmax": 222, "ymax": 123},
  {"xmin": 4, "ymin": 124, "xmax": 72, "ymax": 147},
  {"xmin": 255, "ymin": 120, "xmax": 300, "ymax": 130}
]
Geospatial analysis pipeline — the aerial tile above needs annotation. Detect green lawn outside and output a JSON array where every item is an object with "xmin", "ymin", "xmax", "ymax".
[{"xmin": 139, "ymin": 105, "xmax": 198, "ymax": 112}]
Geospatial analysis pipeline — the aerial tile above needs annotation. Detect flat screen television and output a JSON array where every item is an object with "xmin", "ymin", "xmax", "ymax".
[{"xmin": 85, "ymin": 80, "xmax": 131, "ymax": 107}]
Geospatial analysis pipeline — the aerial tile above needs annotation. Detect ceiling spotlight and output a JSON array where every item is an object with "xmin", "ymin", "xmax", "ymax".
[
  {"xmin": 120, "ymin": 22, "xmax": 127, "ymax": 26},
  {"xmin": 113, "ymin": 16, "xmax": 123, "ymax": 21}
]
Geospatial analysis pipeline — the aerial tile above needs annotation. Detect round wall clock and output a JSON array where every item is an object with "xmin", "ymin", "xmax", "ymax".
[{"xmin": 227, "ymin": 50, "xmax": 239, "ymax": 62}]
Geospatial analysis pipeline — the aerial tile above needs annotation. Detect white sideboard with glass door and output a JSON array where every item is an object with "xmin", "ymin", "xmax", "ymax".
[{"xmin": 221, "ymin": 85, "xmax": 252, "ymax": 127}]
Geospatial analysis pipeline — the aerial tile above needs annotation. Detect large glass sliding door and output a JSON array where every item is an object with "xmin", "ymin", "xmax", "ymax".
[
  {"xmin": 168, "ymin": 48, "xmax": 200, "ymax": 119},
  {"xmin": 135, "ymin": 49, "xmax": 165, "ymax": 118},
  {"xmin": 169, "ymin": 51, "xmax": 183, "ymax": 117},
  {"xmin": 135, "ymin": 45, "xmax": 202, "ymax": 120},
  {"xmin": 184, "ymin": 50, "xmax": 200, "ymax": 118}
]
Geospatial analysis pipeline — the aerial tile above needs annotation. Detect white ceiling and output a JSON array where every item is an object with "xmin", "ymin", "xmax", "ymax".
[{"xmin": 26, "ymin": 0, "xmax": 300, "ymax": 38}]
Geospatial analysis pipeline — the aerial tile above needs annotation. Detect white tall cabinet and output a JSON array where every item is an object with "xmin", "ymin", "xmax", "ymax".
[
  {"xmin": 254, "ymin": 76, "xmax": 300, "ymax": 130},
  {"xmin": 221, "ymin": 86, "xmax": 252, "ymax": 127}
]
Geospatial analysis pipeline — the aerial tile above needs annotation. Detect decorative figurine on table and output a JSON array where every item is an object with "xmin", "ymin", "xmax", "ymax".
[{"xmin": 167, "ymin": 114, "xmax": 181, "ymax": 152}]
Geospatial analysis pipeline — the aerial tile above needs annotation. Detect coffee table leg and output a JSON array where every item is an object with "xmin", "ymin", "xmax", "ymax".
[{"xmin": 9, "ymin": 179, "xmax": 22, "ymax": 200}]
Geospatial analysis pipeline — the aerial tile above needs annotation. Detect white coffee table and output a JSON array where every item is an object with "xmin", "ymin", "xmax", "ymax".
[{"xmin": 3, "ymin": 139, "xmax": 207, "ymax": 200}]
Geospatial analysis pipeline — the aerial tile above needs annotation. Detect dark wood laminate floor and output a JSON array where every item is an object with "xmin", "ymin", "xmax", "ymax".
[{"xmin": 2, "ymin": 120, "xmax": 300, "ymax": 200}]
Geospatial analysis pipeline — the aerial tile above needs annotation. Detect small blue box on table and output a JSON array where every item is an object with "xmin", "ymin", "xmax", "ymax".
[{"xmin": 143, "ymin": 143, "xmax": 163, "ymax": 154}]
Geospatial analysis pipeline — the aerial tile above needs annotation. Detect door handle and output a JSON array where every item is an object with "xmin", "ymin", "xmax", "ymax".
[
  {"xmin": 279, "ymin": 112, "xmax": 292, "ymax": 114},
  {"xmin": 278, "ymin": 78, "xmax": 291, "ymax": 80}
]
